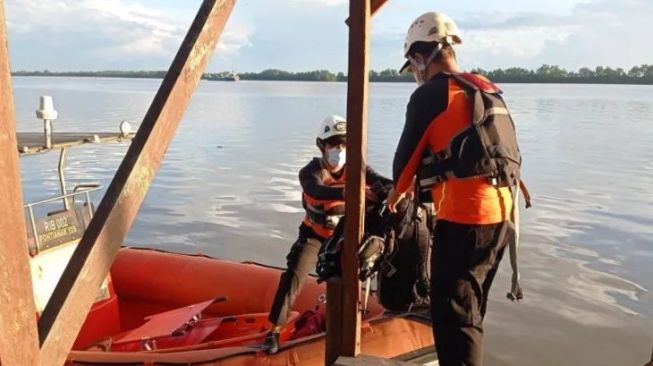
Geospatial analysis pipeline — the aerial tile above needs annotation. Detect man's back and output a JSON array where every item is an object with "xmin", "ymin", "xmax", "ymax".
[{"xmin": 393, "ymin": 72, "xmax": 513, "ymax": 224}]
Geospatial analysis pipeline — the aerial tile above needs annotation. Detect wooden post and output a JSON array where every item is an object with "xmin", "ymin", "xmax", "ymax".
[
  {"xmin": 325, "ymin": 0, "xmax": 371, "ymax": 364},
  {"xmin": 335, "ymin": 355, "xmax": 415, "ymax": 366},
  {"xmin": 36, "ymin": 0, "xmax": 236, "ymax": 364},
  {"xmin": 341, "ymin": 0, "xmax": 371, "ymax": 357},
  {"xmin": 325, "ymin": 278, "xmax": 345, "ymax": 365},
  {"xmin": 0, "ymin": 1, "xmax": 41, "ymax": 365},
  {"xmin": 344, "ymin": 0, "xmax": 387, "ymax": 25}
]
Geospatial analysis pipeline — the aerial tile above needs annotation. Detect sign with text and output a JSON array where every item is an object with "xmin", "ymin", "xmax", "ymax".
[{"xmin": 26, "ymin": 205, "xmax": 91, "ymax": 253}]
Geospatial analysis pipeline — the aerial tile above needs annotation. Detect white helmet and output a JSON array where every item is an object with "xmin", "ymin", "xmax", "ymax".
[
  {"xmin": 399, "ymin": 12, "xmax": 462, "ymax": 73},
  {"xmin": 317, "ymin": 115, "xmax": 347, "ymax": 141}
]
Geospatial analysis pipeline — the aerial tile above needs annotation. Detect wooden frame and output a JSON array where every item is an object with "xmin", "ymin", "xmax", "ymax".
[
  {"xmin": 326, "ymin": 0, "xmax": 389, "ymax": 364},
  {"xmin": 0, "ymin": 0, "xmax": 393, "ymax": 363},
  {"xmin": 0, "ymin": 1, "xmax": 41, "ymax": 364},
  {"xmin": 35, "ymin": 1, "xmax": 236, "ymax": 364}
]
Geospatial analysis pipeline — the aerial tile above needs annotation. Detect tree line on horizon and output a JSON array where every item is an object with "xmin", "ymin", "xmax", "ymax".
[{"xmin": 11, "ymin": 64, "xmax": 653, "ymax": 84}]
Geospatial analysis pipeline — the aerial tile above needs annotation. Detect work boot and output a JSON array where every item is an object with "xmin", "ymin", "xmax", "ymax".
[{"xmin": 263, "ymin": 331, "xmax": 280, "ymax": 354}]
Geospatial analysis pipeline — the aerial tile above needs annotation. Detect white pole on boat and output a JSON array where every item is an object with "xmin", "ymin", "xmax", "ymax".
[
  {"xmin": 44, "ymin": 119, "xmax": 52, "ymax": 148},
  {"xmin": 36, "ymin": 95, "xmax": 58, "ymax": 149},
  {"xmin": 58, "ymin": 148, "xmax": 69, "ymax": 210}
]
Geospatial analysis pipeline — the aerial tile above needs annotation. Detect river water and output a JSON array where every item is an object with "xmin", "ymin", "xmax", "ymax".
[{"xmin": 13, "ymin": 77, "xmax": 653, "ymax": 365}]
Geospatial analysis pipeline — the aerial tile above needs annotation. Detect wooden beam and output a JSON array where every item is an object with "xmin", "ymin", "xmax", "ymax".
[
  {"xmin": 343, "ymin": 0, "xmax": 371, "ymax": 359},
  {"xmin": 326, "ymin": 2, "xmax": 373, "ymax": 363},
  {"xmin": 36, "ymin": 0, "xmax": 236, "ymax": 364},
  {"xmin": 0, "ymin": 1, "xmax": 41, "ymax": 364},
  {"xmin": 327, "ymin": 1, "xmax": 375, "ymax": 363},
  {"xmin": 335, "ymin": 354, "xmax": 415, "ymax": 366},
  {"xmin": 345, "ymin": 0, "xmax": 387, "ymax": 25},
  {"xmin": 339, "ymin": 1, "xmax": 369, "ymax": 356},
  {"xmin": 325, "ymin": 279, "xmax": 345, "ymax": 365}
]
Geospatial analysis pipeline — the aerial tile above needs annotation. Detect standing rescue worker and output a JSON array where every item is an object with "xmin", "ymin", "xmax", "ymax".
[
  {"xmin": 264, "ymin": 115, "xmax": 392, "ymax": 354},
  {"xmin": 387, "ymin": 12, "xmax": 522, "ymax": 366}
]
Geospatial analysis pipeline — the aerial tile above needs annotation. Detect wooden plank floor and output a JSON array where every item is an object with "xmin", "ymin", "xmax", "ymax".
[
  {"xmin": 335, "ymin": 354, "xmax": 438, "ymax": 366},
  {"xmin": 336, "ymin": 355, "xmax": 414, "ymax": 366}
]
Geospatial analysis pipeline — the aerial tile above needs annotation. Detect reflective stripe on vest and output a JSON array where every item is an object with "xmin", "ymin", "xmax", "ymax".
[{"xmin": 302, "ymin": 169, "xmax": 346, "ymax": 238}]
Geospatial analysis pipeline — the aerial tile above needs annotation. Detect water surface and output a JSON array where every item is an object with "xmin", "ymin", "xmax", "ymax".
[{"xmin": 13, "ymin": 77, "xmax": 653, "ymax": 365}]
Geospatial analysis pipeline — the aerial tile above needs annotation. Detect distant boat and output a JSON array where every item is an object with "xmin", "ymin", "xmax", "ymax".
[{"xmin": 209, "ymin": 72, "xmax": 239, "ymax": 82}]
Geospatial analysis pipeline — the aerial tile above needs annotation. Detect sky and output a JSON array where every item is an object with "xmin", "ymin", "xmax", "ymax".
[{"xmin": 4, "ymin": 0, "xmax": 652, "ymax": 73}]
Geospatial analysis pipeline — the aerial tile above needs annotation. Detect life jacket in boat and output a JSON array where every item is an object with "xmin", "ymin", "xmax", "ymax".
[
  {"xmin": 301, "ymin": 163, "xmax": 347, "ymax": 239},
  {"xmin": 417, "ymin": 72, "xmax": 522, "ymax": 196}
]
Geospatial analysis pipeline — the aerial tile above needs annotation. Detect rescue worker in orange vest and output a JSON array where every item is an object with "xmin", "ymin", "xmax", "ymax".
[
  {"xmin": 387, "ymin": 12, "xmax": 519, "ymax": 366},
  {"xmin": 264, "ymin": 115, "xmax": 392, "ymax": 354}
]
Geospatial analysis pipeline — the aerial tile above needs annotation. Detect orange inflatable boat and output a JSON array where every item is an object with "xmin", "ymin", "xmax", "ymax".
[
  {"xmin": 18, "ymin": 129, "xmax": 434, "ymax": 365},
  {"xmin": 63, "ymin": 247, "xmax": 434, "ymax": 365}
]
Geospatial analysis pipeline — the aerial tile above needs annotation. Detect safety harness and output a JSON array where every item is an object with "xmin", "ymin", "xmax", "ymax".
[{"xmin": 418, "ymin": 72, "xmax": 531, "ymax": 301}]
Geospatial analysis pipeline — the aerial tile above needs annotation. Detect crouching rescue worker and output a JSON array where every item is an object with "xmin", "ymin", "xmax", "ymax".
[
  {"xmin": 263, "ymin": 115, "xmax": 392, "ymax": 354},
  {"xmin": 387, "ymin": 12, "xmax": 524, "ymax": 366}
]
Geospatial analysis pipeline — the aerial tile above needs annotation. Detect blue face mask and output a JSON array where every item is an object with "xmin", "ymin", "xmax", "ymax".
[{"xmin": 326, "ymin": 147, "xmax": 346, "ymax": 170}]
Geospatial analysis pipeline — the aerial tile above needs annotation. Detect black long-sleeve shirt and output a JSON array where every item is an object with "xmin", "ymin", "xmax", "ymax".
[{"xmin": 298, "ymin": 157, "xmax": 391, "ymax": 240}]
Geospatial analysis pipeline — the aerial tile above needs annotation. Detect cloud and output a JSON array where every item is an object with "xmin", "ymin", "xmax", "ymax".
[
  {"xmin": 372, "ymin": 0, "xmax": 653, "ymax": 71},
  {"xmin": 289, "ymin": 0, "xmax": 347, "ymax": 6},
  {"xmin": 7, "ymin": 0, "xmax": 182, "ymax": 54},
  {"xmin": 457, "ymin": 12, "xmax": 570, "ymax": 31},
  {"xmin": 216, "ymin": 23, "xmax": 254, "ymax": 59},
  {"xmin": 4, "ymin": 0, "xmax": 253, "ymax": 70},
  {"xmin": 531, "ymin": 0, "xmax": 653, "ymax": 69},
  {"xmin": 227, "ymin": 0, "xmax": 350, "ymax": 72},
  {"xmin": 458, "ymin": 25, "xmax": 575, "ymax": 69},
  {"xmin": 464, "ymin": 0, "xmax": 653, "ymax": 69},
  {"xmin": 4, "ymin": 0, "xmax": 651, "ymax": 72}
]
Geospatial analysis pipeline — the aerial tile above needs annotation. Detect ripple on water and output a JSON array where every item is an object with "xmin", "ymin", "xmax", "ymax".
[{"xmin": 14, "ymin": 80, "xmax": 653, "ymax": 354}]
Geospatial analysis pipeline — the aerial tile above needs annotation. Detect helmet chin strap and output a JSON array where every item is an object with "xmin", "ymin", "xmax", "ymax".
[{"xmin": 408, "ymin": 42, "xmax": 445, "ymax": 85}]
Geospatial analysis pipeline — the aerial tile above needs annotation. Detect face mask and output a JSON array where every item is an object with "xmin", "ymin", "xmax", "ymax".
[
  {"xmin": 411, "ymin": 61, "xmax": 426, "ymax": 86},
  {"xmin": 326, "ymin": 147, "xmax": 346, "ymax": 170}
]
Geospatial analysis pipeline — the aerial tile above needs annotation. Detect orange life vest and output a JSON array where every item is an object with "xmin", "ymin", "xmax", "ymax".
[{"xmin": 302, "ymin": 169, "xmax": 346, "ymax": 239}]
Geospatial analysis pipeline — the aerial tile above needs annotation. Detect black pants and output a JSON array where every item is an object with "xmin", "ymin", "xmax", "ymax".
[
  {"xmin": 431, "ymin": 220, "xmax": 511, "ymax": 366},
  {"xmin": 268, "ymin": 237, "xmax": 322, "ymax": 326}
]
